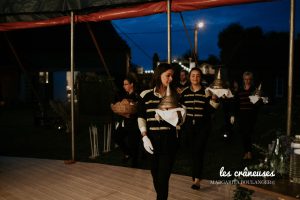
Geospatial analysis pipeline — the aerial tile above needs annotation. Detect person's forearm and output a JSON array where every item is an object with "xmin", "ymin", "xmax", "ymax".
[{"xmin": 138, "ymin": 117, "xmax": 147, "ymax": 136}]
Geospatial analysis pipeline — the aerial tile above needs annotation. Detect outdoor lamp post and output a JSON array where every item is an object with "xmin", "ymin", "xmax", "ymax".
[{"xmin": 194, "ymin": 21, "xmax": 205, "ymax": 63}]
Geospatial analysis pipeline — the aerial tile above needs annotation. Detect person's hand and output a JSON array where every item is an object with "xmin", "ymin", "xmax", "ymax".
[
  {"xmin": 142, "ymin": 136, "xmax": 154, "ymax": 154},
  {"xmin": 209, "ymin": 95, "xmax": 220, "ymax": 108},
  {"xmin": 230, "ymin": 116, "xmax": 235, "ymax": 124},
  {"xmin": 155, "ymin": 113, "xmax": 162, "ymax": 121},
  {"xmin": 121, "ymin": 113, "xmax": 131, "ymax": 118},
  {"xmin": 176, "ymin": 88, "xmax": 183, "ymax": 94},
  {"xmin": 211, "ymin": 94, "xmax": 218, "ymax": 101}
]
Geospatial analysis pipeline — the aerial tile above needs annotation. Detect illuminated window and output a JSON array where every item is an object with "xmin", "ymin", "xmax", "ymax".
[{"xmin": 39, "ymin": 72, "xmax": 49, "ymax": 84}]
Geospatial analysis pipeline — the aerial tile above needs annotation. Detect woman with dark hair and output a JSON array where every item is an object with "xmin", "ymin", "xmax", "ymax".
[
  {"xmin": 138, "ymin": 63, "xmax": 180, "ymax": 200},
  {"xmin": 113, "ymin": 75, "xmax": 140, "ymax": 167},
  {"xmin": 180, "ymin": 67, "xmax": 219, "ymax": 190}
]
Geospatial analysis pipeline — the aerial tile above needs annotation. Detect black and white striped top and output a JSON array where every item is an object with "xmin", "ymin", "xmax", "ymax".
[
  {"xmin": 138, "ymin": 88, "xmax": 176, "ymax": 133},
  {"xmin": 179, "ymin": 87, "xmax": 211, "ymax": 125}
]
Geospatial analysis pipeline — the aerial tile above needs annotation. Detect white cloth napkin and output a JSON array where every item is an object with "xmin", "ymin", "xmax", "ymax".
[
  {"xmin": 249, "ymin": 95, "xmax": 269, "ymax": 104},
  {"xmin": 205, "ymin": 88, "xmax": 234, "ymax": 98},
  {"xmin": 291, "ymin": 142, "xmax": 300, "ymax": 148},
  {"xmin": 294, "ymin": 149, "xmax": 300, "ymax": 155},
  {"xmin": 155, "ymin": 107, "xmax": 186, "ymax": 127}
]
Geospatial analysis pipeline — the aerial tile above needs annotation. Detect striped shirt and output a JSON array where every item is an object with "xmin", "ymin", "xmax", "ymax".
[
  {"xmin": 138, "ymin": 88, "xmax": 175, "ymax": 133},
  {"xmin": 179, "ymin": 87, "xmax": 210, "ymax": 124},
  {"xmin": 237, "ymin": 86, "xmax": 256, "ymax": 112}
]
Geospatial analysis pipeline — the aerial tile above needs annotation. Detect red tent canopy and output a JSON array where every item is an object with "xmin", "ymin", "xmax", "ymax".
[{"xmin": 0, "ymin": 0, "xmax": 271, "ymax": 31}]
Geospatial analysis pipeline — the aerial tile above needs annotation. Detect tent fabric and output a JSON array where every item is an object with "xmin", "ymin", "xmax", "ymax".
[
  {"xmin": 0, "ymin": 0, "xmax": 158, "ymax": 14},
  {"xmin": 0, "ymin": 0, "xmax": 271, "ymax": 31}
]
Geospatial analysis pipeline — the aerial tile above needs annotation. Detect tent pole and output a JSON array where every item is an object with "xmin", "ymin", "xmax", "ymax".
[
  {"xmin": 287, "ymin": 0, "xmax": 295, "ymax": 136},
  {"xmin": 70, "ymin": 11, "xmax": 75, "ymax": 161},
  {"xmin": 167, "ymin": 0, "xmax": 171, "ymax": 64}
]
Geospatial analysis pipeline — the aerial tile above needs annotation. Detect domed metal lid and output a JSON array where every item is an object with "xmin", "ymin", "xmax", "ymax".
[
  {"xmin": 210, "ymin": 68, "xmax": 224, "ymax": 89},
  {"xmin": 254, "ymin": 83, "xmax": 262, "ymax": 96},
  {"xmin": 158, "ymin": 85, "xmax": 179, "ymax": 110}
]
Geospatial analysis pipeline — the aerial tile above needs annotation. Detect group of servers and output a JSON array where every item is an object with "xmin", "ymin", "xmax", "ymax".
[{"xmin": 112, "ymin": 63, "xmax": 262, "ymax": 200}]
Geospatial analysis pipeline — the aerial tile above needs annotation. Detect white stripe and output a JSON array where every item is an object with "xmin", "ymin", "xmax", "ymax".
[
  {"xmin": 184, "ymin": 94, "xmax": 206, "ymax": 97},
  {"xmin": 186, "ymin": 107, "xmax": 194, "ymax": 110},
  {"xmin": 147, "ymin": 118, "xmax": 157, "ymax": 121},
  {"xmin": 149, "ymin": 127, "xmax": 171, "ymax": 131},
  {"xmin": 140, "ymin": 89, "xmax": 153, "ymax": 98},
  {"xmin": 184, "ymin": 100, "xmax": 205, "ymax": 104},
  {"xmin": 195, "ymin": 94, "xmax": 206, "ymax": 97},
  {"xmin": 145, "ymin": 100, "xmax": 160, "ymax": 104},
  {"xmin": 186, "ymin": 107, "xmax": 203, "ymax": 110},
  {"xmin": 187, "ymin": 114, "xmax": 203, "ymax": 117},
  {"xmin": 184, "ymin": 101, "xmax": 195, "ymax": 104},
  {"xmin": 146, "ymin": 109, "xmax": 156, "ymax": 113},
  {"xmin": 194, "ymin": 100, "xmax": 205, "ymax": 104}
]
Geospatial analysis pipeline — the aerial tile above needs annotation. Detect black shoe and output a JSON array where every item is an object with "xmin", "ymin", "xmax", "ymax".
[{"xmin": 191, "ymin": 184, "xmax": 200, "ymax": 190}]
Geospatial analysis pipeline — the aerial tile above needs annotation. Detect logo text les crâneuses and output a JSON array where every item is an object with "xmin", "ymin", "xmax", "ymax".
[{"xmin": 220, "ymin": 167, "xmax": 275, "ymax": 177}]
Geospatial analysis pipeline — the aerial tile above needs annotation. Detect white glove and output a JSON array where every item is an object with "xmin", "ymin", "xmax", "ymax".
[
  {"xmin": 230, "ymin": 116, "xmax": 235, "ymax": 125},
  {"xmin": 142, "ymin": 136, "xmax": 154, "ymax": 154}
]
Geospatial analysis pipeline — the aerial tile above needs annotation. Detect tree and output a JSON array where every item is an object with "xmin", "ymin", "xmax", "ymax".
[
  {"xmin": 206, "ymin": 54, "xmax": 220, "ymax": 66},
  {"xmin": 218, "ymin": 23, "xmax": 244, "ymax": 68},
  {"xmin": 217, "ymin": 23, "xmax": 296, "ymax": 97},
  {"xmin": 218, "ymin": 23, "xmax": 266, "ymax": 80}
]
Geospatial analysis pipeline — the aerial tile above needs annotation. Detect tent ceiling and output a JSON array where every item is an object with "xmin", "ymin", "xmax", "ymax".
[
  {"xmin": 0, "ymin": 0, "xmax": 271, "ymax": 31},
  {"xmin": 0, "ymin": 0, "xmax": 160, "ymax": 14}
]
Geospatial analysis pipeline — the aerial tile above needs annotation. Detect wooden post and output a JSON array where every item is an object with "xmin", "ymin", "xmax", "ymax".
[
  {"xmin": 287, "ymin": 0, "xmax": 295, "ymax": 136},
  {"xmin": 70, "ymin": 11, "xmax": 75, "ymax": 161},
  {"xmin": 167, "ymin": 0, "xmax": 171, "ymax": 64}
]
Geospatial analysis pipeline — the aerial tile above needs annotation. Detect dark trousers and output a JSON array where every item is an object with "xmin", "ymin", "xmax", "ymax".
[
  {"xmin": 148, "ymin": 130, "xmax": 178, "ymax": 200},
  {"xmin": 183, "ymin": 122, "xmax": 208, "ymax": 180},
  {"xmin": 115, "ymin": 121, "xmax": 140, "ymax": 166},
  {"xmin": 239, "ymin": 112, "xmax": 256, "ymax": 153}
]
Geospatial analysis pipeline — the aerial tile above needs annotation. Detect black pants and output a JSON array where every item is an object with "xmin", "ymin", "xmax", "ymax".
[
  {"xmin": 115, "ymin": 121, "xmax": 140, "ymax": 166},
  {"xmin": 148, "ymin": 130, "xmax": 178, "ymax": 200},
  {"xmin": 183, "ymin": 122, "xmax": 208, "ymax": 180},
  {"xmin": 239, "ymin": 112, "xmax": 256, "ymax": 153}
]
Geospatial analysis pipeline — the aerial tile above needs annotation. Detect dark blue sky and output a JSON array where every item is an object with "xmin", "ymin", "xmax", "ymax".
[{"xmin": 113, "ymin": 0, "xmax": 299, "ymax": 70}]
